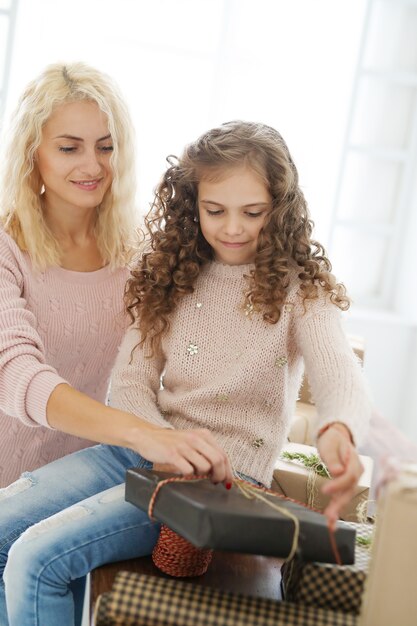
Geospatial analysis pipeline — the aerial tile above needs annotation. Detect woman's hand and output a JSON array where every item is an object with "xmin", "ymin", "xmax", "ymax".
[
  {"xmin": 46, "ymin": 385, "xmax": 233, "ymax": 486},
  {"xmin": 317, "ymin": 422, "xmax": 364, "ymax": 530},
  {"xmin": 136, "ymin": 425, "xmax": 234, "ymax": 487}
]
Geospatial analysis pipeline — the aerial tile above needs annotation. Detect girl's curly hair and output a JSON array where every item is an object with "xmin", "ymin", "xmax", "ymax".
[{"xmin": 126, "ymin": 121, "xmax": 349, "ymax": 355}]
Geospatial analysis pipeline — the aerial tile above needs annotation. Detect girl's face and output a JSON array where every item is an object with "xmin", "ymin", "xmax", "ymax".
[
  {"xmin": 36, "ymin": 100, "xmax": 114, "ymax": 217},
  {"xmin": 198, "ymin": 165, "xmax": 271, "ymax": 265}
]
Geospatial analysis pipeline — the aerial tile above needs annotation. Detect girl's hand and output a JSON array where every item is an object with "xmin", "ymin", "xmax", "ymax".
[
  {"xmin": 316, "ymin": 423, "xmax": 364, "ymax": 530},
  {"xmin": 136, "ymin": 425, "xmax": 234, "ymax": 487}
]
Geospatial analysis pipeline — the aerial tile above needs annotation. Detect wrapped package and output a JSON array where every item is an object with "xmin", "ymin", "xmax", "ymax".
[
  {"xmin": 281, "ymin": 521, "xmax": 373, "ymax": 615},
  {"xmin": 288, "ymin": 402, "xmax": 316, "ymax": 445},
  {"xmin": 272, "ymin": 442, "xmax": 373, "ymax": 521},
  {"xmin": 125, "ymin": 468, "xmax": 356, "ymax": 564},
  {"xmin": 94, "ymin": 571, "xmax": 358, "ymax": 626},
  {"xmin": 359, "ymin": 464, "xmax": 417, "ymax": 626}
]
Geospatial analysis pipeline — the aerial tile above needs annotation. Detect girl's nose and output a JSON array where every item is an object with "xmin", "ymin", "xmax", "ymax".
[{"xmin": 224, "ymin": 216, "xmax": 244, "ymax": 236}]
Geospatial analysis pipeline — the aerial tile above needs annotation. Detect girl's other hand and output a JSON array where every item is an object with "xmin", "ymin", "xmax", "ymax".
[
  {"xmin": 317, "ymin": 423, "xmax": 364, "ymax": 530},
  {"xmin": 136, "ymin": 426, "xmax": 234, "ymax": 488}
]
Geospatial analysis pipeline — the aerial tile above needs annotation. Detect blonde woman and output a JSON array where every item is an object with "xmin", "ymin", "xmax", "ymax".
[
  {"xmin": 0, "ymin": 62, "xmax": 136, "ymax": 488},
  {"xmin": 0, "ymin": 63, "xmax": 231, "ymax": 626},
  {"xmin": 0, "ymin": 62, "xmax": 231, "ymax": 485}
]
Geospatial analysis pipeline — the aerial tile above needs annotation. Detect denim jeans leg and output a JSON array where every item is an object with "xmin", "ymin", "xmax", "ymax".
[
  {"xmin": 0, "ymin": 443, "xmax": 147, "ymax": 626},
  {"xmin": 4, "ymin": 482, "xmax": 159, "ymax": 626}
]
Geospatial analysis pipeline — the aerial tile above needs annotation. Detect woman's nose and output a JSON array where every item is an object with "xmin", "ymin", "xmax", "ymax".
[{"xmin": 79, "ymin": 149, "xmax": 102, "ymax": 177}]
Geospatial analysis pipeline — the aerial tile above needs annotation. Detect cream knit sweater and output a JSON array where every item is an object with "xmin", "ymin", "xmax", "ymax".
[
  {"xmin": 0, "ymin": 228, "xmax": 129, "ymax": 486},
  {"xmin": 111, "ymin": 261, "xmax": 372, "ymax": 486}
]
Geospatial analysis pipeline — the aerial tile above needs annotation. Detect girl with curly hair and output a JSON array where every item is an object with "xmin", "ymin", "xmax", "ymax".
[{"xmin": 0, "ymin": 121, "xmax": 370, "ymax": 626}]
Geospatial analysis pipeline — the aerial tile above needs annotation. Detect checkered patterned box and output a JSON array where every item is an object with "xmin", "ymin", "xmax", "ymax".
[
  {"xmin": 281, "ymin": 522, "xmax": 373, "ymax": 615},
  {"xmin": 94, "ymin": 571, "xmax": 358, "ymax": 626}
]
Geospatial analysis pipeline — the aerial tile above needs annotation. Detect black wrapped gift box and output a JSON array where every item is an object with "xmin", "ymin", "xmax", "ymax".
[{"xmin": 125, "ymin": 468, "xmax": 355, "ymax": 564}]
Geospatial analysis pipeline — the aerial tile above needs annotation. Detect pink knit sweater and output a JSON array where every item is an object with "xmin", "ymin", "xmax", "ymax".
[
  {"xmin": 111, "ymin": 261, "xmax": 372, "ymax": 486},
  {"xmin": 0, "ymin": 228, "xmax": 129, "ymax": 486}
]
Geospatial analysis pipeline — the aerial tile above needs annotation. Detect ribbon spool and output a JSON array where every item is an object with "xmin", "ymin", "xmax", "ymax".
[{"xmin": 152, "ymin": 524, "xmax": 213, "ymax": 577}]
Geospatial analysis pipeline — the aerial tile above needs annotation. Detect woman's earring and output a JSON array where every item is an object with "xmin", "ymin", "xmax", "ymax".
[{"xmin": 193, "ymin": 214, "xmax": 199, "ymax": 223}]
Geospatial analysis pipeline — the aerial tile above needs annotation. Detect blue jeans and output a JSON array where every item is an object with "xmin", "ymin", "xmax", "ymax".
[{"xmin": 0, "ymin": 445, "xmax": 159, "ymax": 626}]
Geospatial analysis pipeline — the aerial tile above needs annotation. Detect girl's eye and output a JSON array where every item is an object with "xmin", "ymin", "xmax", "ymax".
[
  {"xmin": 246, "ymin": 211, "xmax": 263, "ymax": 218},
  {"xmin": 206, "ymin": 209, "xmax": 223, "ymax": 216},
  {"xmin": 59, "ymin": 146, "xmax": 76, "ymax": 153},
  {"xmin": 99, "ymin": 145, "xmax": 114, "ymax": 152}
]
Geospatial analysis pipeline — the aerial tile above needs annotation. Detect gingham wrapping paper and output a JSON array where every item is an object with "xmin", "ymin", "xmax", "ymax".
[
  {"xmin": 281, "ymin": 522, "xmax": 373, "ymax": 615},
  {"xmin": 94, "ymin": 570, "xmax": 358, "ymax": 626},
  {"xmin": 93, "ymin": 592, "xmax": 115, "ymax": 625}
]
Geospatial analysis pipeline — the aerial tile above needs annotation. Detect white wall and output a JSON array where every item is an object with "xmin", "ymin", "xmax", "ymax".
[
  {"xmin": 344, "ymin": 309, "xmax": 417, "ymax": 442},
  {"xmin": 351, "ymin": 127, "xmax": 417, "ymax": 443},
  {"xmin": 3, "ymin": 0, "xmax": 367, "ymax": 231}
]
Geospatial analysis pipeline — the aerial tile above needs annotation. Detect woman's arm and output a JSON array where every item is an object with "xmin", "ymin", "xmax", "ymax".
[
  {"xmin": 47, "ymin": 383, "xmax": 233, "ymax": 484},
  {"xmin": 0, "ymin": 230, "xmax": 233, "ymax": 484},
  {"xmin": 0, "ymin": 232, "xmax": 68, "ymax": 425}
]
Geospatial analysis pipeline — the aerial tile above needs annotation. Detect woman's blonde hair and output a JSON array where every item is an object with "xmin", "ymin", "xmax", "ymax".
[
  {"xmin": 126, "ymin": 120, "xmax": 350, "ymax": 355},
  {"xmin": 0, "ymin": 62, "xmax": 137, "ymax": 269}
]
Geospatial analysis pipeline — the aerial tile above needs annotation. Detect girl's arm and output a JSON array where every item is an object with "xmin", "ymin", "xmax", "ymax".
[
  {"xmin": 316, "ymin": 421, "xmax": 364, "ymax": 529},
  {"xmin": 295, "ymin": 296, "xmax": 372, "ymax": 524},
  {"xmin": 296, "ymin": 303, "xmax": 372, "ymax": 447}
]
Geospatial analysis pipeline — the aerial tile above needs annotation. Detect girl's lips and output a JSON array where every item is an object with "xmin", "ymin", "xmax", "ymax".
[{"xmin": 221, "ymin": 241, "xmax": 247, "ymax": 248}]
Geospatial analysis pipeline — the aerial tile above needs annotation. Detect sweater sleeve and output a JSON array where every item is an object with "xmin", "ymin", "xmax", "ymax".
[
  {"xmin": 294, "ymin": 294, "xmax": 372, "ymax": 446},
  {"xmin": 109, "ymin": 327, "xmax": 174, "ymax": 429},
  {"xmin": 0, "ymin": 232, "xmax": 68, "ymax": 427}
]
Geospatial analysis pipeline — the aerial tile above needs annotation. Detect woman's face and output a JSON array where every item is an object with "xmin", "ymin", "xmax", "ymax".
[{"xmin": 36, "ymin": 100, "xmax": 114, "ymax": 216}]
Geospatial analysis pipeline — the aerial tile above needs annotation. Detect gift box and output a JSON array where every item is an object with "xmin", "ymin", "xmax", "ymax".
[
  {"xmin": 281, "ymin": 521, "xmax": 373, "ymax": 615},
  {"xmin": 94, "ymin": 571, "xmax": 359, "ymax": 626},
  {"xmin": 272, "ymin": 442, "xmax": 373, "ymax": 522},
  {"xmin": 125, "ymin": 468, "xmax": 355, "ymax": 564},
  {"xmin": 359, "ymin": 464, "xmax": 417, "ymax": 626},
  {"xmin": 288, "ymin": 402, "xmax": 316, "ymax": 445}
]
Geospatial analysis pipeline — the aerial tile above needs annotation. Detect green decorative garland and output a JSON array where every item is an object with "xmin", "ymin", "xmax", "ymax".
[
  {"xmin": 356, "ymin": 535, "xmax": 372, "ymax": 549},
  {"xmin": 280, "ymin": 451, "xmax": 331, "ymax": 479}
]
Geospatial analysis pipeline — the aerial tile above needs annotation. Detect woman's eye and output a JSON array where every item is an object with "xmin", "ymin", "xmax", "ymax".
[
  {"xmin": 59, "ymin": 146, "xmax": 76, "ymax": 153},
  {"xmin": 99, "ymin": 145, "xmax": 114, "ymax": 152},
  {"xmin": 246, "ymin": 212, "xmax": 263, "ymax": 218}
]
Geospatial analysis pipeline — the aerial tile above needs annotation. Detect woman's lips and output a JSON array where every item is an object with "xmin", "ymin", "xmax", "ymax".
[{"xmin": 71, "ymin": 179, "xmax": 101, "ymax": 191}]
